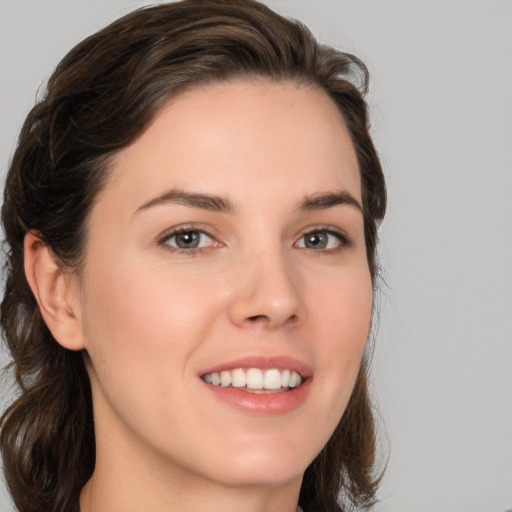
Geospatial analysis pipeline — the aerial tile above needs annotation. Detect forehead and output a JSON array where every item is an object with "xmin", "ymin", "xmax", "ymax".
[{"xmin": 102, "ymin": 80, "xmax": 361, "ymax": 210}]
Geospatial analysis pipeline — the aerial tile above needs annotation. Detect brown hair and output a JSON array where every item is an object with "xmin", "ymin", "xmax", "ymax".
[{"xmin": 0, "ymin": 1, "xmax": 386, "ymax": 511}]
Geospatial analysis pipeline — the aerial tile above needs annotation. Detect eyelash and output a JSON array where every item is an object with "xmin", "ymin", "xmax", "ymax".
[
  {"xmin": 157, "ymin": 225, "xmax": 351, "ymax": 256},
  {"xmin": 295, "ymin": 226, "xmax": 352, "ymax": 254},
  {"xmin": 157, "ymin": 225, "xmax": 217, "ymax": 256}
]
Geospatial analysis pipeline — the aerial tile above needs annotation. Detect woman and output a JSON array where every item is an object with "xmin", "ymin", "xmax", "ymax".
[{"xmin": 0, "ymin": 1, "xmax": 386, "ymax": 511}]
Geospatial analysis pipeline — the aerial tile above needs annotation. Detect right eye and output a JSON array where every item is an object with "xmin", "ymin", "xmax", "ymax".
[{"xmin": 160, "ymin": 229, "xmax": 216, "ymax": 252}]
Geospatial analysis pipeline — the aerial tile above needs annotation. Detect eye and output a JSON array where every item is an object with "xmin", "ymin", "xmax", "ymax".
[
  {"xmin": 295, "ymin": 229, "xmax": 349, "ymax": 251},
  {"xmin": 160, "ymin": 229, "xmax": 215, "ymax": 251}
]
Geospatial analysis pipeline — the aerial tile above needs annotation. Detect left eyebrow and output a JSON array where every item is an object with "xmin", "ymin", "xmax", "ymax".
[{"xmin": 296, "ymin": 190, "xmax": 363, "ymax": 213}]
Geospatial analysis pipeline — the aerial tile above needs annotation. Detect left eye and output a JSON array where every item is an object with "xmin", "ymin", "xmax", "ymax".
[
  {"xmin": 295, "ymin": 230, "xmax": 345, "ymax": 250},
  {"xmin": 163, "ymin": 230, "xmax": 214, "ymax": 250}
]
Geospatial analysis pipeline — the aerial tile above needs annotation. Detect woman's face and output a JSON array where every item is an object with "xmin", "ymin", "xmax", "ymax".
[{"xmin": 74, "ymin": 81, "xmax": 372, "ymax": 488}]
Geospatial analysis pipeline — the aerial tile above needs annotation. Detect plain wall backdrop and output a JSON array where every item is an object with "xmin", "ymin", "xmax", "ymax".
[{"xmin": 1, "ymin": 1, "xmax": 511, "ymax": 511}]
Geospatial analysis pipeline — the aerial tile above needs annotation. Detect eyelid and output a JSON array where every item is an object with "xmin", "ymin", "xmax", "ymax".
[
  {"xmin": 155, "ymin": 223, "xmax": 351, "ymax": 255},
  {"xmin": 157, "ymin": 224, "xmax": 221, "ymax": 253},
  {"xmin": 294, "ymin": 225, "xmax": 352, "ymax": 251}
]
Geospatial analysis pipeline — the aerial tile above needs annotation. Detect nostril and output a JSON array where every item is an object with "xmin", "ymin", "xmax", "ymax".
[
  {"xmin": 247, "ymin": 315, "xmax": 268, "ymax": 323},
  {"xmin": 246, "ymin": 313, "xmax": 298, "ymax": 326}
]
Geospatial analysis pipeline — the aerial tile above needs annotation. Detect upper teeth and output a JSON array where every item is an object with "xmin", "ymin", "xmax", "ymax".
[{"xmin": 202, "ymin": 368, "xmax": 302, "ymax": 390}]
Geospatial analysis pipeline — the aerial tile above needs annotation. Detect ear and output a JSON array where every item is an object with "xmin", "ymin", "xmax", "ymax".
[{"xmin": 24, "ymin": 231, "xmax": 85, "ymax": 351}]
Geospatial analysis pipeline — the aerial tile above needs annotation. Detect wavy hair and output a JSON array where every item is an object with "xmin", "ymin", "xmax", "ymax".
[{"xmin": 0, "ymin": 1, "xmax": 386, "ymax": 511}]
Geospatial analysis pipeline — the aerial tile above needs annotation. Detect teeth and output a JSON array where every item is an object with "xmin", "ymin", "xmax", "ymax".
[
  {"xmin": 202, "ymin": 368, "xmax": 303, "ymax": 390},
  {"xmin": 220, "ymin": 370, "xmax": 231, "ymax": 387},
  {"xmin": 289, "ymin": 371, "xmax": 300, "ymax": 388},
  {"xmin": 231, "ymin": 368, "xmax": 246, "ymax": 387},
  {"xmin": 281, "ymin": 369, "xmax": 290, "ymax": 388},
  {"xmin": 264, "ymin": 369, "xmax": 282, "ymax": 390},
  {"xmin": 246, "ymin": 368, "xmax": 263, "ymax": 389}
]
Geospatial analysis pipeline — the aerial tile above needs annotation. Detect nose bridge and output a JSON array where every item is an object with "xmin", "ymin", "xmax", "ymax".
[{"xmin": 228, "ymin": 239, "xmax": 303, "ymax": 329}]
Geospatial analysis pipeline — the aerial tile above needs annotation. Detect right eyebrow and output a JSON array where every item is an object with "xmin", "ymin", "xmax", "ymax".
[{"xmin": 133, "ymin": 188, "xmax": 238, "ymax": 216}]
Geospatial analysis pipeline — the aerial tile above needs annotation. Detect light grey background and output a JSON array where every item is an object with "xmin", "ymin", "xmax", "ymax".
[{"xmin": 1, "ymin": 1, "xmax": 511, "ymax": 511}]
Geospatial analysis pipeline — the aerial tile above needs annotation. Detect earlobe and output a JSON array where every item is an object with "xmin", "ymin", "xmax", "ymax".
[{"xmin": 24, "ymin": 231, "xmax": 85, "ymax": 351}]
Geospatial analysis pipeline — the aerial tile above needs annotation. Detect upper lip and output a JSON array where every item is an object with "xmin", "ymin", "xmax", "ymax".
[{"xmin": 199, "ymin": 355, "xmax": 313, "ymax": 379}]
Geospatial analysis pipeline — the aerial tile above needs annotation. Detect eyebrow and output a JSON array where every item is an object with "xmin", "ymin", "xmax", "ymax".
[
  {"xmin": 134, "ymin": 188, "xmax": 362, "ymax": 216},
  {"xmin": 135, "ymin": 188, "xmax": 237, "ymax": 215},
  {"xmin": 296, "ymin": 190, "xmax": 363, "ymax": 213}
]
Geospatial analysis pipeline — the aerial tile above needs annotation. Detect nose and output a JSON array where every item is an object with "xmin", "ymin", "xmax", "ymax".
[{"xmin": 227, "ymin": 248, "xmax": 304, "ymax": 330}]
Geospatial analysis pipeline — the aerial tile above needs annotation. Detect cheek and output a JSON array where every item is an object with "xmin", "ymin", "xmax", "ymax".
[
  {"xmin": 83, "ymin": 262, "xmax": 214, "ymax": 350},
  {"xmin": 79, "ymin": 259, "xmax": 226, "ymax": 446},
  {"xmin": 314, "ymin": 263, "xmax": 373, "ymax": 347},
  {"xmin": 308, "ymin": 265, "xmax": 373, "ymax": 403}
]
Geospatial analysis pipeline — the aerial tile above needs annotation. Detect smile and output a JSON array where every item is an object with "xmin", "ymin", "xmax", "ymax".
[
  {"xmin": 201, "ymin": 368, "xmax": 302, "ymax": 392},
  {"xmin": 199, "ymin": 356, "xmax": 312, "ymax": 414}
]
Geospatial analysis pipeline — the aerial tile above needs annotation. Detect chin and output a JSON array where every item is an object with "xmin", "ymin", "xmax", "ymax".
[
  {"xmin": 191, "ymin": 433, "xmax": 318, "ymax": 488},
  {"xmin": 211, "ymin": 458, "xmax": 306, "ymax": 488}
]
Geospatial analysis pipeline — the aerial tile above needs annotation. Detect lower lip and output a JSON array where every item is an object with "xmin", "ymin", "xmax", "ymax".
[{"xmin": 202, "ymin": 378, "xmax": 312, "ymax": 415}]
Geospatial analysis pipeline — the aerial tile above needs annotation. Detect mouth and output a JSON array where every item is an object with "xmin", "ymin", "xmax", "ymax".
[
  {"xmin": 201, "ymin": 367, "xmax": 303, "ymax": 394},
  {"xmin": 198, "ymin": 356, "xmax": 312, "ymax": 414}
]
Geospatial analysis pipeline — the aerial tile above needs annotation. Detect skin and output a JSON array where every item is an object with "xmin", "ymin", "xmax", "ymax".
[{"xmin": 25, "ymin": 81, "xmax": 373, "ymax": 512}]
